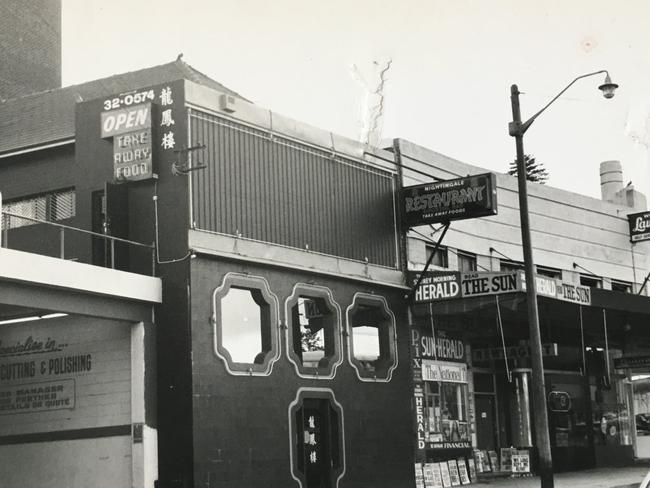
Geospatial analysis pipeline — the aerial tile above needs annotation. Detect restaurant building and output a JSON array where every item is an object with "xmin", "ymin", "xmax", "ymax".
[{"xmin": 0, "ymin": 58, "xmax": 415, "ymax": 487}]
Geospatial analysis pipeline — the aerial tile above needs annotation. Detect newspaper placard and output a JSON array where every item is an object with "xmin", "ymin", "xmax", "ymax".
[
  {"xmin": 512, "ymin": 450, "xmax": 531, "ymax": 473},
  {"xmin": 467, "ymin": 458, "xmax": 477, "ymax": 481},
  {"xmin": 424, "ymin": 463, "xmax": 442, "ymax": 488},
  {"xmin": 457, "ymin": 458, "xmax": 471, "ymax": 485},
  {"xmin": 439, "ymin": 462, "xmax": 452, "ymax": 488},
  {"xmin": 500, "ymin": 447, "xmax": 514, "ymax": 472},
  {"xmin": 488, "ymin": 450, "xmax": 499, "ymax": 472},
  {"xmin": 415, "ymin": 463, "xmax": 425, "ymax": 488}
]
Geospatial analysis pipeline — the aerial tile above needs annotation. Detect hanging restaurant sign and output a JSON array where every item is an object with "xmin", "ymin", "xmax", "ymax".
[
  {"xmin": 400, "ymin": 172, "xmax": 498, "ymax": 227},
  {"xmin": 628, "ymin": 211, "xmax": 650, "ymax": 243}
]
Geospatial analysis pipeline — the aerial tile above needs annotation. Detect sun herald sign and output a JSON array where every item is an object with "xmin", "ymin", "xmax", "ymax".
[
  {"xmin": 401, "ymin": 173, "xmax": 498, "ymax": 227},
  {"xmin": 628, "ymin": 211, "xmax": 650, "ymax": 243}
]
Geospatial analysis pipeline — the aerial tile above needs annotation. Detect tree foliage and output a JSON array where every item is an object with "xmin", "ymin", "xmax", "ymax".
[{"xmin": 507, "ymin": 154, "xmax": 549, "ymax": 184}]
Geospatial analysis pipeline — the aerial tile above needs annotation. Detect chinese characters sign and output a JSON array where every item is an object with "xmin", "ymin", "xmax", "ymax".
[
  {"xmin": 100, "ymin": 84, "xmax": 180, "ymax": 182},
  {"xmin": 401, "ymin": 173, "xmax": 498, "ymax": 227}
]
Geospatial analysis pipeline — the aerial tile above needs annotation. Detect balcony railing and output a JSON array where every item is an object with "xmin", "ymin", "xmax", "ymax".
[{"xmin": 1, "ymin": 211, "xmax": 156, "ymax": 276}]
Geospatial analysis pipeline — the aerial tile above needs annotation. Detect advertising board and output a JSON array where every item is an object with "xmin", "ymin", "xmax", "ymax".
[{"xmin": 401, "ymin": 173, "xmax": 498, "ymax": 227}]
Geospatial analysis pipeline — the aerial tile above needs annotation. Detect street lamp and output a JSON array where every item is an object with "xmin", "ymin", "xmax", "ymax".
[{"xmin": 508, "ymin": 71, "xmax": 618, "ymax": 488}]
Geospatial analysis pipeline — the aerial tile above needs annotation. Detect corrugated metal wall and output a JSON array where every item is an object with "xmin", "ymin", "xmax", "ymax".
[{"xmin": 189, "ymin": 110, "xmax": 398, "ymax": 268}]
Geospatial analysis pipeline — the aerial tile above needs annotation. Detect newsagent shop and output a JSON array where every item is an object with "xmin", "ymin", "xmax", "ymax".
[{"xmin": 395, "ymin": 138, "xmax": 650, "ymax": 484}]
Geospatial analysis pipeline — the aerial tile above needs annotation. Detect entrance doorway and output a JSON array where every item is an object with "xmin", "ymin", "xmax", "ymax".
[{"xmin": 475, "ymin": 395, "xmax": 497, "ymax": 450}]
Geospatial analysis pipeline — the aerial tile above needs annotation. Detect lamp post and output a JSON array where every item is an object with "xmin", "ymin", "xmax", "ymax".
[{"xmin": 508, "ymin": 71, "xmax": 618, "ymax": 488}]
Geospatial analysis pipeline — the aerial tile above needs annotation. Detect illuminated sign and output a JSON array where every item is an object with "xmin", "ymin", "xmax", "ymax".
[
  {"xmin": 628, "ymin": 211, "xmax": 650, "ymax": 243},
  {"xmin": 101, "ymin": 103, "xmax": 151, "ymax": 138},
  {"xmin": 401, "ymin": 172, "xmax": 498, "ymax": 227},
  {"xmin": 113, "ymin": 128, "xmax": 153, "ymax": 181}
]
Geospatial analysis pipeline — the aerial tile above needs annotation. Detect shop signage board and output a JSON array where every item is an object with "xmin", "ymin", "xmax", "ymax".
[
  {"xmin": 410, "ymin": 270, "xmax": 592, "ymax": 306},
  {"xmin": 412, "ymin": 329, "xmax": 465, "ymax": 363},
  {"xmin": 421, "ymin": 359, "xmax": 467, "ymax": 383},
  {"xmin": 628, "ymin": 211, "xmax": 650, "ymax": 242},
  {"xmin": 408, "ymin": 271, "xmax": 520, "ymax": 304},
  {"xmin": 522, "ymin": 273, "xmax": 591, "ymax": 306},
  {"xmin": 0, "ymin": 315, "xmax": 131, "ymax": 434},
  {"xmin": 472, "ymin": 342, "xmax": 558, "ymax": 362},
  {"xmin": 614, "ymin": 355, "xmax": 650, "ymax": 369},
  {"xmin": 401, "ymin": 173, "xmax": 498, "ymax": 227},
  {"xmin": 98, "ymin": 82, "xmax": 182, "ymax": 183}
]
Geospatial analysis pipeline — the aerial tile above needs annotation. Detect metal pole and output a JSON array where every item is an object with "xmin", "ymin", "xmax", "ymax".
[{"xmin": 510, "ymin": 84, "xmax": 554, "ymax": 488}]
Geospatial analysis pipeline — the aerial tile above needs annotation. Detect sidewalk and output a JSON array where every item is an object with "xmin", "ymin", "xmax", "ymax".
[{"xmin": 473, "ymin": 466, "xmax": 649, "ymax": 488}]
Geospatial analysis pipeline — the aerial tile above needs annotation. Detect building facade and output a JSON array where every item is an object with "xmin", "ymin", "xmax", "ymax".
[
  {"xmin": 397, "ymin": 139, "xmax": 650, "ymax": 477},
  {"xmin": 2, "ymin": 51, "xmax": 650, "ymax": 487}
]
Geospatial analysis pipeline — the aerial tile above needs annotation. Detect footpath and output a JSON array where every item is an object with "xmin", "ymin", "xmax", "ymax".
[{"xmin": 474, "ymin": 465, "xmax": 649, "ymax": 488}]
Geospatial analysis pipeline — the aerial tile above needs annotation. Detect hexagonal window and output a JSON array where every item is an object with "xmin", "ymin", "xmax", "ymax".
[
  {"xmin": 347, "ymin": 294, "xmax": 397, "ymax": 381},
  {"xmin": 286, "ymin": 285, "xmax": 341, "ymax": 378},
  {"xmin": 212, "ymin": 273, "xmax": 279, "ymax": 375}
]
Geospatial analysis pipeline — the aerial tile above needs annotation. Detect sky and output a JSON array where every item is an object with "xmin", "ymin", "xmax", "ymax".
[{"xmin": 62, "ymin": 0, "xmax": 650, "ymax": 201}]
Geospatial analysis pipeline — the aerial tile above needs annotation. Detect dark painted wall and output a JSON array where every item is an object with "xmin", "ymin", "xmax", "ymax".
[
  {"xmin": 190, "ymin": 256, "xmax": 415, "ymax": 488},
  {"xmin": 189, "ymin": 111, "xmax": 399, "ymax": 268}
]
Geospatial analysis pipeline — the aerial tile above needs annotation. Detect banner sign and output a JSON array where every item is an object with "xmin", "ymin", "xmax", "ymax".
[
  {"xmin": 401, "ymin": 173, "xmax": 498, "ymax": 227},
  {"xmin": 421, "ymin": 359, "xmax": 467, "ymax": 383},
  {"xmin": 628, "ymin": 211, "xmax": 650, "ymax": 242},
  {"xmin": 614, "ymin": 355, "xmax": 650, "ymax": 369},
  {"xmin": 521, "ymin": 274, "xmax": 591, "ymax": 306},
  {"xmin": 409, "ymin": 271, "xmax": 520, "ymax": 304},
  {"xmin": 410, "ymin": 270, "xmax": 592, "ymax": 306}
]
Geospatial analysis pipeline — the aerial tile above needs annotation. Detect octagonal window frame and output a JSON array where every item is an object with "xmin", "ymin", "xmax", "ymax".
[
  {"xmin": 346, "ymin": 293, "xmax": 398, "ymax": 382},
  {"xmin": 285, "ymin": 284, "xmax": 343, "ymax": 379},
  {"xmin": 212, "ymin": 272, "xmax": 280, "ymax": 376}
]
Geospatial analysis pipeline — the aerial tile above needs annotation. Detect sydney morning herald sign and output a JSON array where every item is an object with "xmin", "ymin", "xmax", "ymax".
[{"xmin": 401, "ymin": 172, "xmax": 498, "ymax": 227}]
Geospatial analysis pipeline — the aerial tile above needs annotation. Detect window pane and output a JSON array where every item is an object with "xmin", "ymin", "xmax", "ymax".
[
  {"xmin": 50, "ymin": 190, "xmax": 76, "ymax": 221},
  {"xmin": 221, "ymin": 287, "xmax": 262, "ymax": 363},
  {"xmin": 426, "ymin": 246, "xmax": 448, "ymax": 268},
  {"xmin": 352, "ymin": 325, "xmax": 380, "ymax": 363},
  {"xmin": 457, "ymin": 251, "xmax": 476, "ymax": 272}
]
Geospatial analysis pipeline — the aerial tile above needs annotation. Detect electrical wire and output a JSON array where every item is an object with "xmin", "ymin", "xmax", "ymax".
[{"xmin": 153, "ymin": 180, "xmax": 192, "ymax": 265}]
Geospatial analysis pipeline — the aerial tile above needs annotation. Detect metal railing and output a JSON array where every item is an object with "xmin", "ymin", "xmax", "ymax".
[{"xmin": 1, "ymin": 211, "xmax": 156, "ymax": 275}]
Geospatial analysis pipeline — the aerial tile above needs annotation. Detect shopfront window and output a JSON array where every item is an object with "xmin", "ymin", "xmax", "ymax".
[
  {"xmin": 347, "ymin": 294, "xmax": 397, "ymax": 381},
  {"xmin": 212, "ymin": 273, "xmax": 279, "ymax": 375},
  {"xmin": 424, "ymin": 381, "xmax": 470, "ymax": 446},
  {"xmin": 286, "ymin": 285, "xmax": 342, "ymax": 378}
]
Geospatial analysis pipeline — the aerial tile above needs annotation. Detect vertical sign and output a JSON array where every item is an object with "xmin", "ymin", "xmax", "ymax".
[{"xmin": 100, "ymin": 82, "xmax": 182, "ymax": 183}]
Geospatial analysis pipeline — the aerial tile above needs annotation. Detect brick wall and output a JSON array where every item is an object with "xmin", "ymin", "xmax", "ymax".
[{"xmin": 0, "ymin": 0, "xmax": 61, "ymax": 100}]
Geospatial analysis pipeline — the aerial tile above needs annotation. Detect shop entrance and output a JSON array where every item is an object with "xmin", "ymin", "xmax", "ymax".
[{"xmin": 475, "ymin": 394, "xmax": 497, "ymax": 450}]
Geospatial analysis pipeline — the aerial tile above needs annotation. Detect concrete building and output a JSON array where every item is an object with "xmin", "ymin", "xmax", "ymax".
[{"xmin": 398, "ymin": 140, "xmax": 650, "ymax": 475}]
